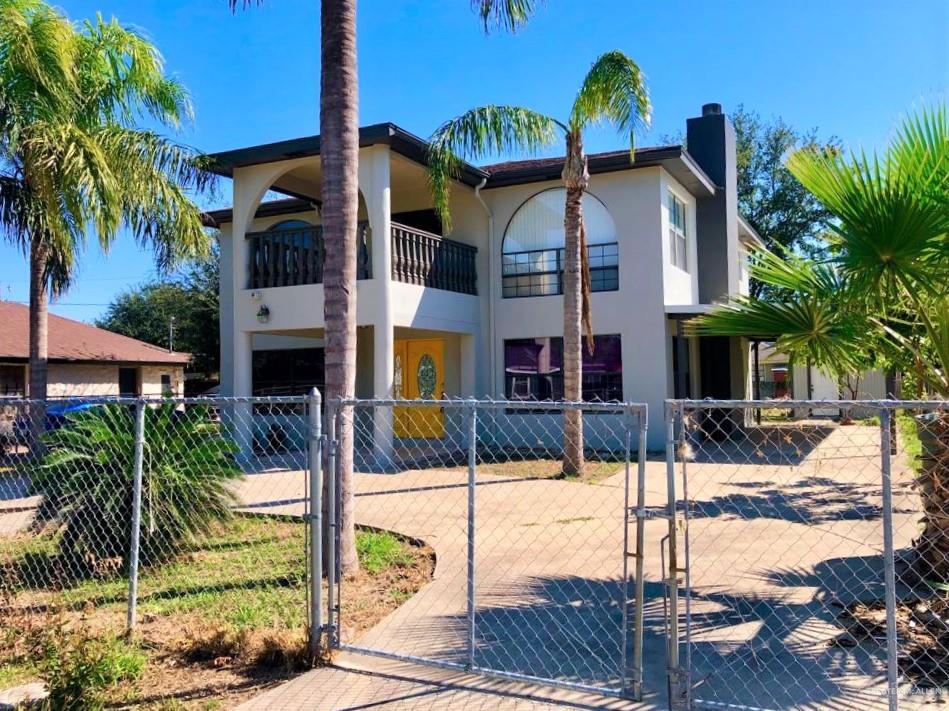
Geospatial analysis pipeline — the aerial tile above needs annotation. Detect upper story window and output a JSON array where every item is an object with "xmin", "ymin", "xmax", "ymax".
[
  {"xmin": 668, "ymin": 192, "xmax": 688, "ymax": 272},
  {"xmin": 502, "ymin": 188, "xmax": 619, "ymax": 298}
]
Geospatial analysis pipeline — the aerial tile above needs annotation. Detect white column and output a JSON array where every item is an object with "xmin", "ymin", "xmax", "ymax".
[
  {"xmin": 460, "ymin": 334, "xmax": 476, "ymax": 397},
  {"xmin": 230, "ymin": 170, "xmax": 257, "ymax": 464},
  {"xmin": 359, "ymin": 147, "xmax": 394, "ymax": 463}
]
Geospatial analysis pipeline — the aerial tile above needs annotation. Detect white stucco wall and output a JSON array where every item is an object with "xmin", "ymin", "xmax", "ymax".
[{"xmin": 481, "ymin": 168, "xmax": 670, "ymax": 446}]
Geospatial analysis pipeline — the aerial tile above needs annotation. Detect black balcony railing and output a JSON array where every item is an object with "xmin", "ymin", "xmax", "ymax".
[
  {"xmin": 246, "ymin": 220, "xmax": 477, "ymax": 296},
  {"xmin": 391, "ymin": 223, "xmax": 477, "ymax": 295},
  {"xmin": 247, "ymin": 222, "xmax": 371, "ymax": 289}
]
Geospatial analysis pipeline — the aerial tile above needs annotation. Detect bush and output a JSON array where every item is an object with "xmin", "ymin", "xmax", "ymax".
[
  {"xmin": 39, "ymin": 624, "xmax": 145, "ymax": 710},
  {"xmin": 31, "ymin": 403, "xmax": 243, "ymax": 572}
]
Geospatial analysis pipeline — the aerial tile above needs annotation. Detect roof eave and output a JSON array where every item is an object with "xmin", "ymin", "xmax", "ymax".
[{"xmin": 206, "ymin": 123, "xmax": 487, "ymax": 189}]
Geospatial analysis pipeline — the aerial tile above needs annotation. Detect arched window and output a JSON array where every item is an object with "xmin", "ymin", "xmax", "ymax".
[{"xmin": 502, "ymin": 188, "xmax": 619, "ymax": 298}]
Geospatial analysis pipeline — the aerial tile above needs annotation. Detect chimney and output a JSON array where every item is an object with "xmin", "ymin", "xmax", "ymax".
[{"xmin": 686, "ymin": 103, "xmax": 740, "ymax": 303}]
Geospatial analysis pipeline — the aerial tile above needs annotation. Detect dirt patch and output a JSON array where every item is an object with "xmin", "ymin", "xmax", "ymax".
[{"xmin": 835, "ymin": 594, "xmax": 949, "ymax": 688}]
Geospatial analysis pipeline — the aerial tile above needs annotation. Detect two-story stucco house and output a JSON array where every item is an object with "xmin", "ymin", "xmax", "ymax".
[{"xmin": 206, "ymin": 103, "xmax": 761, "ymax": 450}]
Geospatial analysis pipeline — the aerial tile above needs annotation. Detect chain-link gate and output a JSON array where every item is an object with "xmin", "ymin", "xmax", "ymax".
[
  {"xmin": 665, "ymin": 399, "xmax": 949, "ymax": 711},
  {"xmin": 321, "ymin": 397, "xmax": 651, "ymax": 700}
]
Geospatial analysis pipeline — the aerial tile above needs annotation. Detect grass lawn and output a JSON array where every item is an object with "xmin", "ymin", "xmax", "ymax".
[
  {"xmin": 897, "ymin": 411, "xmax": 923, "ymax": 472},
  {"xmin": 0, "ymin": 515, "xmax": 433, "ymax": 709}
]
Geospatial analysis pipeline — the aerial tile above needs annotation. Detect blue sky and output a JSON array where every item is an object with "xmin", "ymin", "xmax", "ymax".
[{"xmin": 1, "ymin": 0, "xmax": 946, "ymax": 322}]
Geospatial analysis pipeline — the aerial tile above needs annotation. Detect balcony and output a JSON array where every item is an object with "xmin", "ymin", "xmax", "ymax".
[
  {"xmin": 247, "ymin": 221, "xmax": 477, "ymax": 295},
  {"xmin": 391, "ymin": 223, "xmax": 477, "ymax": 295}
]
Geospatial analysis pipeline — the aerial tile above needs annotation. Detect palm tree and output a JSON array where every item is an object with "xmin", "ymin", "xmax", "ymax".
[
  {"xmin": 230, "ymin": 0, "xmax": 541, "ymax": 573},
  {"xmin": 427, "ymin": 51, "xmax": 651, "ymax": 476},
  {"xmin": 691, "ymin": 105, "xmax": 949, "ymax": 579},
  {"xmin": 0, "ymin": 0, "xmax": 212, "ymax": 437}
]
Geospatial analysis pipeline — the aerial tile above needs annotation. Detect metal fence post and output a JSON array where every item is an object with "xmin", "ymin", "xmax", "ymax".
[
  {"xmin": 126, "ymin": 399, "xmax": 146, "ymax": 634},
  {"xmin": 326, "ymin": 402, "xmax": 337, "ymax": 645},
  {"xmin": 307, "ymin": 388, "xmax": 323, "ymax": 658},
  {"xmin": 880, "ymin": 408, "xmax": 899, "ymax": 711},
  {"xmin": 633, "ymin": 405, "xmax": 648, "ymax": 699},
  {"xmin": 664, "ymin": 402, "xmax": 688, "ymax": 710},
  {"xmin": 466, "ymin": 399, "xmax": 478, "ymax": 671}
]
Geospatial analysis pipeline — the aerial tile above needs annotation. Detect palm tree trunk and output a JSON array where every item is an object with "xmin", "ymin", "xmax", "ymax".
[
  {"xmin": 28, "ymin": 240, "xmax": 49, "ymax": 451},
  {"xmin": 320, "ymin": 0, "xmax": 359, "ymax": 575},
  {"xmin": 561, "ymin": 132, "xmax": 588, "ymax": 477},
  {"xmin": 916, "ymin": 413, "xmax": 949, "ymax": 581}
]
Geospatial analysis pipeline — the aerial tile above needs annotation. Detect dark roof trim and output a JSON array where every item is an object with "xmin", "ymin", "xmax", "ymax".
[
  {"xmin": 203, "ymin": 198, "xmax": 312, "ymax": 228},
  {"xmin": 207, "ymin": 123, "xmax": 488, "ymax": 187},
  {"xmin": 0, "ymin": 357, "xmax": 188, "ymax": 366},
  {"xmin": 482, "ymin": 145, "xmax": 717, "ymax": 197}
]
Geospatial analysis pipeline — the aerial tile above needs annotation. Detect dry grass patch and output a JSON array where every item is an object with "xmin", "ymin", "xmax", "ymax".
[
  {"xmin": 463, "ymin": 457, "xmax": 625, "ymax": 483},
  {"xmin": 0, "ymin": 516, "xmax": 433, "ymax": 708}
]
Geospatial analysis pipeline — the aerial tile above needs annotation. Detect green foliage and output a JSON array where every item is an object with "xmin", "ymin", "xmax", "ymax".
[
  {"xmin": 897, "ymin": 413, "xmax": 923, "ymax": 473},
  {"xmin": 426, "ymin": 50, "xmax": 651, "ymax": 232},
  {"xmin": 428, "ymin": 106, "xmax": 561, "ymax": 230},
  {"xmin": 95, "ymin": 247, "xmax": 220, "ymax": 376},
  {"xmin": 688, "ymin": 249, "xmax": 872, "ymax": 374},
  {"xmin": 473, "ymin": 0, "xmax": 539, "ymax": 33},
  {"xmin": 693, "ymin": 104, "xmax": 949, "ymax": 395},
  {"xmin": 355, "ymin": 531, "xmax": 414, "ymax": 574},
  {"xmin": 39, "ymin": 625, "xmax": 145, "ymax": 711},
  {"xmin": 0, "ymin": 0, "xmax": 213, "ymax": 296},
  {"xmin": 30, "ymin": 403, "xmax": 242, "ymax": 571},
  {"xmin": 569, "ymin": 50, "xmax": 651, "ymax": 151},
  {"xmin": 732, "ymin": 106, "xmax": 838, "ymax": 286}
]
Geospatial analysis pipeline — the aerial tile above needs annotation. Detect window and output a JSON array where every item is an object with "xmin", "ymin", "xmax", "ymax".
[
  {"xmin": 504, "ymin": 335, "xmax": 623, "ymax": 403},
  {"xmin": 252, "ymin": 348, "xmax": 324, "ymax": 396},
  {"xmin": 0, "ymin": 365, "xmax": 24, "ymax": 396},
  {"xmin": 668, "ymin": 192, "xmax": 688, "ymax": 271},
  {"xmin": 160, "ymin": 374, "xmax": 172, "ymax": 396},
  {"xmin": 118, "ymin": 367, "xmax": 139, "ymax": 397},
  {"xmin": 502, "ymin": 189, "xmax": 619, "ymax": 298}
]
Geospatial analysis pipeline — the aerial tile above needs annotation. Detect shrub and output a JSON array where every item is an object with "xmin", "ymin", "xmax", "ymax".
[
  {"xmin": 39, "ymin": 624, "xmax": 145, "ymax": 710},
  {"xmin": 31, "ymin": 403, "xmax": 242, "ymax": 571}
]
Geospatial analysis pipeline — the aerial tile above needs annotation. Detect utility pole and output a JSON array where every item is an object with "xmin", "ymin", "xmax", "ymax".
[{"xmin": 168, "ymin": 316, "xmax": 175, "ymax": 353}]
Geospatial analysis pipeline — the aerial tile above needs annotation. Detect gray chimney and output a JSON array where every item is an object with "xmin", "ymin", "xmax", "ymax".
[{"xmin": 686, "ymin": 103, "xmax": 740, "ymax": 303}]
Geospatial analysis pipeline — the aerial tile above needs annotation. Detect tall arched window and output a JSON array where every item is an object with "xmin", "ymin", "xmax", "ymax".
[{"xmin": 501, "ymin": 188, "xmax": 619, "ymax": 298}]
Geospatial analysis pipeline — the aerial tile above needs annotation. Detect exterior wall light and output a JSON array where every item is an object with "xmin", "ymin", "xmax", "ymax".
[{"xmin": 256, "ymin": 304, "xmax": 271, "ymax": 323}]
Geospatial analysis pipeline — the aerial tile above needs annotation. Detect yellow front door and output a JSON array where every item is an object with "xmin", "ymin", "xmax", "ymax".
[{"xmin": 393, "ymin": 339, "xmax": 445, "ymax": 439}]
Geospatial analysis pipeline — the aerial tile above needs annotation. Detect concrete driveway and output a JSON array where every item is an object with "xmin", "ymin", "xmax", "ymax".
[{"xmin": 237, "ymin": 422, "xmax": 920, "ymax": 710}]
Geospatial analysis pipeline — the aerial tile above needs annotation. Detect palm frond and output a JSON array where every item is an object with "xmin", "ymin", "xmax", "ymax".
[
  {"xmin": 569, "ymin": 50, "xmax": 651, "ymax": 155},
  {"xmin": 227, "ymin": 0, "xmax": 264, "ymax": 10},
  {"xmin": 688, "ymin": 250, "xmax": 873, "ymax": 377},
  {"xmin": 427, "ymin": 105, "xmax": 561, "ymax": 230},
  {"xmin": 890, "ymin": 103, "xmax": 949, "ymax": 211},
  {"xmin": 787, "ymin": 110, "xmax": 949, "ymax": 299},
  {"xmin": 473, "ymin": 0, "xmax": 539, "ymax": 33}
]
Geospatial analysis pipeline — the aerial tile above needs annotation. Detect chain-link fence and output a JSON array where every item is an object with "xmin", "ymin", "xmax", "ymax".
[
  {"xmin": 324, "ymin": 397, "xmax": 650, "ymax": 700},
  {"xmin": 0, "ymin": 395, "xmax": 314, "ymax": 675},
  {"xmin": 665, "ymin": 399, "xmax": 949, "ymax": 711},
  {"xmin": 4, "ymin": 392, "xmax": 947, "ymax": 710}
]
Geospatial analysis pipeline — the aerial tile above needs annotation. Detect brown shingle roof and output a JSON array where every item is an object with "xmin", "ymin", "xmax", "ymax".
[{"xmin": 0, "ymin": 301, "xmax": 189, "ymax": 365}]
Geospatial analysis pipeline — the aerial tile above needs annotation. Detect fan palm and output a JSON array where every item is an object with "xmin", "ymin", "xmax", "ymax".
[
  {"xmin": 691, "ymin": 104, "xmax": 949, "ymax": 579},
  {"xmin": 427, "ymin": 50, "xmax": 651, "ymax": 476},
  {"xmin": 31, "ymin": 403, "xmax": 242, "ymax": 571},
  {"xmin": 0, "ymin": 0, "xmax": 213, "ymax": 432},
  {"xmin": 229, "ymin": 0, "xmax": 542, "ymax": 574}
]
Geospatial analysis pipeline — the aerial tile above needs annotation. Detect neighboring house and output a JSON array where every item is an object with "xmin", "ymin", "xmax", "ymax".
[
  {"xmin": 756, "ymin": 342, "xmax": 888, "ymax": 417},
  {"xmin": 205, "ymin": 103, "xmax": 762, "ymax": 450},
  {"xmin": 0, "ymin": 301, "xmax": 188, "ymax": 398}
]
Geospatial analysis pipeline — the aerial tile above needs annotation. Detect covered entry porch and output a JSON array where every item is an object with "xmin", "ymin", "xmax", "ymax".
[{"xmin": 239, "ymin": 325, "xmax": 479, "ymax": 462}]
